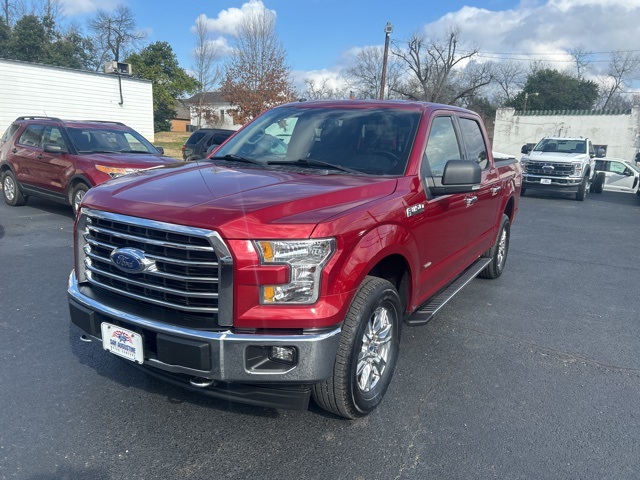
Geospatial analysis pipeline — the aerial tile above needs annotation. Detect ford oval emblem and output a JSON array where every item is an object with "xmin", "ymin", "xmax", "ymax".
[{"xmin": 110, "ymin": 248, "xmax": 152, "ymax": 274}]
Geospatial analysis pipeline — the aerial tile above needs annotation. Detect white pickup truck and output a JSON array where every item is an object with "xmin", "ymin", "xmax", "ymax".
[{"xmin": 520, "ymin": 137, "xmax": 597, "ymax": 201}]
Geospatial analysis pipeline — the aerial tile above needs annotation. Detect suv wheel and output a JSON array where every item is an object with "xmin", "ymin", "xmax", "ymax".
[
  {"xmin": 2, "ymin": 170, "xmax": 28, "ymax": 206},
  {"xmin": 70, "ymin": 183, "xmax": 89, "ymax": 215}
]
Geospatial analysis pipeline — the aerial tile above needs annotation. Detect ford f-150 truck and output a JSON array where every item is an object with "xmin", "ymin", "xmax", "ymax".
[
  {"xmin": 520, "ymin": 137, "xmax": 596, "ymax": 201},
  {"xmin": 68, "ymin": 100, "xmax": 521, "ymax": 419}
]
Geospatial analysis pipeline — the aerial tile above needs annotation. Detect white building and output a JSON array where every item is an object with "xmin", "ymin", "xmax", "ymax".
[
  {"xmin": 184, "ymin": 92, "xmax": 241, "ymax": 131},
  {"xmin": 0, "ymin": 59, "xmax": 155, "ymax": 141},
  {"xmin": 493, "ymin": 106, "xmax": 640, "ymax": 161}
]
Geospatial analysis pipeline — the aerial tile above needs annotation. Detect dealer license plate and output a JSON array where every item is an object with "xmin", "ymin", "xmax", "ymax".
[
  {"xmin": 540, "ymin": 178, "xmax": 552, "ymax": 185},
  {"xmin": 101, "ymin": 323, "xmax": 144, "ymax": 364}
]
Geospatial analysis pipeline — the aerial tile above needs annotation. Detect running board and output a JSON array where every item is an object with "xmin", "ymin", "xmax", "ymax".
[{"xmin": 405, "ymin": 257, "xmax": 491, "ymax": 326}]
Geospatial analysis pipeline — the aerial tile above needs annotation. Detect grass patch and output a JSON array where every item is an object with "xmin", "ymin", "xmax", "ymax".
[{"xmin": 154, "ymin": 131, "xmax": 190, "ymax": 160}]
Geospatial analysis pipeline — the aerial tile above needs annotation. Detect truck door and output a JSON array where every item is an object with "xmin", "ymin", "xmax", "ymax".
[
  {"xmin": 602, "ymin": 160, "xmax": 637, "ymax": 192},
  {"xmin": 411, "ymin": 115, "xmax": 480, "ymax": 303},
  {"xmin": 456, "ymin": 116, "xmax": 501, "ymax": 254}
]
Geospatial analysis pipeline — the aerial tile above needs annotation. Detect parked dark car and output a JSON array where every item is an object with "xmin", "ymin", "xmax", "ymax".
[
  {"xmin": 181, "ymin": 128, "xmax": 235, "ymax": 160},
  {"xmin": 0, "ymin": 116, "xmax": 180, "ymax": 215}
]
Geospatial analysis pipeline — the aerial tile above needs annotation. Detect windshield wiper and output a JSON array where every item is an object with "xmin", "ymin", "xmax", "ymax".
[
  {"xmin": 269, "ymin": 158, "xmax": 363, "ymax": 175},
  {"xmin": 208, "ymin": 154, "xmax": 264, "ymax": 166}
]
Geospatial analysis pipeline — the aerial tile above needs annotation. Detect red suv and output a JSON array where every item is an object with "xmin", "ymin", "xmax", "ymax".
[{"xmin": 0, "ymin": 116, "xmax": 180, "ymax": 214}]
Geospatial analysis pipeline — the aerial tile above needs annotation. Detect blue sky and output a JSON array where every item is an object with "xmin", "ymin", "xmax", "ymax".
[{"xmin": 60, "ymin": 0, "xmax": 640, "ymax": 91}]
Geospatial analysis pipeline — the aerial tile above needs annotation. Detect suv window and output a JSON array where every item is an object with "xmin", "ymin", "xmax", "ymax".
[
  {"xmin": 66, "ymin": 127, "xmax": 155, "ymax": 153},
  {"xmin": 43, "ymin": 126, "xmax": 67, "ymax": 149},
  {"xmin": 18, "ymin": 124, "xmax": 45, "ymax": 147},
  {"xmin": 1, "ymin": 124, "xmax": 19, "ymax": 143},
  {"xmin": 424, "ymin": 116, "xmax": 461, "ymax": 177},
  {"xmin": 186, "ymin": 131, "xmax": 207, "ymax": 145},
  {"xmin": 458, "ymin": 117, "xmax": 488, "ymax": 169}
]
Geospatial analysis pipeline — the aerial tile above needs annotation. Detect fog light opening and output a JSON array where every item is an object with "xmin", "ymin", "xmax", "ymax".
[{"xmin": 269, "ymin": 346, "xmax": 296, "ymax": 365}]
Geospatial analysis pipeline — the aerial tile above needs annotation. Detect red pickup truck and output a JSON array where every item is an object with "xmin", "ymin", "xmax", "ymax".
[{"xmin": 68, "ymin": 100, "xmax": 521, "ymax": 419}]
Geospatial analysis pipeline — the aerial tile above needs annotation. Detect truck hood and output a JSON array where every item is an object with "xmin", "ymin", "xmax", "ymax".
[
  {"xmin": 526, "ymin": 151, "xmax": 588, "ymax": 163},
  {"xmin": 82, "ymin": 163, "xmax": 398, "ymax": 239}
]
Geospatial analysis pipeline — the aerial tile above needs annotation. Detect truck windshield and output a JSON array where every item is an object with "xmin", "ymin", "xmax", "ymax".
[
  {"xmin": 533, "ymin": 139, "xmax": 586, "ymax": 154},
  {"xmin": 213, "ymin": 106, "xmax": 421, "ymax": 175}
]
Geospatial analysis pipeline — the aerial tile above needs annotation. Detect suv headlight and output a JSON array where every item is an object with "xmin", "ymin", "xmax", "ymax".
[
  {"xmin": 96, "ymin": 165, "xmax": 143, "ymax": 178},
  {"xmin": 255, "ymin": 239, "xmax": 335, "ymax": 304}
]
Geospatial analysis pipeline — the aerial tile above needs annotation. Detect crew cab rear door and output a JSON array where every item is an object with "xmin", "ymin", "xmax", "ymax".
[{"xmin": 412, "ymin": 113, "xmax": 500, "ymax": 304}]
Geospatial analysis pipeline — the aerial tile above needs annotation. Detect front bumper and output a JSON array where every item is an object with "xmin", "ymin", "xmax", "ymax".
[
  {"xmin": 522, "ymin": 173, "xmax": 583, "ymax": 193},
  {"xmin": 68, "ymin": 272, "xmax": 342, "ymax": 409}
]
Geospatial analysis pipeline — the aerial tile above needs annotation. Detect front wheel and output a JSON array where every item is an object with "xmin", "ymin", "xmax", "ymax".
[
  {"xmin": 480, "ymin": 214, "xmax": 510, "ymax": 279},
  {"xmin": 70, "ymin": 183, "xmax": 89, "ymax": 216},
  {"xmin": 312, "ymin": 276, "xmax": 401, "ymax": 419},
  {"xmin": 576, "ymin": 174, "xmax": 589, "ymax": 201}
]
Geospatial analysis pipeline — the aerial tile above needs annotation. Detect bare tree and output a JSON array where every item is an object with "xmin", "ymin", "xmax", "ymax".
[
  {"xmin": 89, "ymin": 4, "xmax": 146, "ymax": 66},
  {"xmin": 219, "ymin": 8, "xmax": 295, "ymax": 124},
  {"xmin": 191, "ymin": 14, "xmax": 221, "ymax": 128},
  {"xmin": 34, "ymin": 0, "xmax": 61, "ymax": 24},
  {"xmin": 493, "ymin": 60, "xmax": 526, "ymax": 103},
  {"xmin": 567, "ymin": 45, "xmax": 592, "ymax": 80},
  {"xmin": 302, "ymin": 77, "xmax": 349, "ymax": 100},
  {"xmin": 391, "ymin": 26, "xmax": 492, "ymax": 104},
  {"xmin": 599, "ymin": 50, "xmax": 640, "ymax": 110},
  {"xmin": 344, "ymin": 46, "xmax": 403, "ymax": 99},
  {"xmin": 2, "ymin": 0, "xmax": 26, "ymax": 26}
]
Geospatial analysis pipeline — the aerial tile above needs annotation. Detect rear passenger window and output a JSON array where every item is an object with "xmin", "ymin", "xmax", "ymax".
[
  {"xmin": 187, "ymin": 131, "xmax": 206, "ymax": 145},
  {"xmin": 424, "ymin": 116, "xmax": 461, "ymax": 177},
  {"xmin": 458, "ymin": 117, "xmax": 488, "ymax": 169},
  {"xmin": 1, "ymin": 124, "xmax": 19, "ymax": 143},
  {"xmin": 18, "ymin": 125, "xmax": 45, "ymax": 147}
]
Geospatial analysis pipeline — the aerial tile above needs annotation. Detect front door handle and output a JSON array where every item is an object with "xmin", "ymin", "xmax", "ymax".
[
  {"xmin": 492, "ymin": 186, "xmax": 502, "ymax": 195},
  {"xmin": 466, "ymin": 196, "xmax": 478, "ymax": 207}
]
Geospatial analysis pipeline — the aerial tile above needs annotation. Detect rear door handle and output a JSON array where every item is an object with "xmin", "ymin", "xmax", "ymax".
[
  {"xmin": 466, "ymin": 196, "xmax": 478, "ymax": 207},
  {"xmin": 492, "ymin": 186, "xmax": 502, "ymax": 195}
]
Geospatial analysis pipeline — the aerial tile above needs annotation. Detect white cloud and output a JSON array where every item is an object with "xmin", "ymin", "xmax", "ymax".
[
  {"xmin": 424, "ymin": 0, "xmax": 640, "ymax": 76},
  {"xmin": 196, "ymin": 0, "xmax": 276, "ymax": 36},
  {"xmin": 59, "ymin": 0, "xmax": 120, "ymax": 15}
]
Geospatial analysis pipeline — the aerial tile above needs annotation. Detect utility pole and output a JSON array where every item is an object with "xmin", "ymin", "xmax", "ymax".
[{"xmin": 380, "ymin": 22, "xmax": 393, "ymax": 100}]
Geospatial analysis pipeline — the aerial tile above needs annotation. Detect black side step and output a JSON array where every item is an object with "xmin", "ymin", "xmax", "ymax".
[{"xmin": 405, "ymin": 257, "xmax": 491, "ymax": 326}]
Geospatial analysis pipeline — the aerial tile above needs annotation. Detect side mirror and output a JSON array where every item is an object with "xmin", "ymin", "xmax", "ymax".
[
  {"xmin": 596, "ymin": 148, "xmax": 606, "ymax": 158},
  {"xmin": 521, "ymin": 144, "xmax": 532, "ymax": 154},
  {"xmin": 43, "ymin": 143, "xmax": 67, "ymax": 154},
  {"xmin": 430, "ymin": 160, "xmax": 482, "ymax": 195},
  {"xmin": 155, "ymin": 146, "xmax": 165, "ymax": 155}
]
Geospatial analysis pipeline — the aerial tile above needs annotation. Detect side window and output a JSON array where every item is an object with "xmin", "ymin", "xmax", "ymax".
[
  {"xmin": 609, "ymin": 162, "xmax": 626, "ymax": 175},
  {"xmin": 423, "ymin": 116, "xmax": 461, "ymax": 177},
  {"xmin": 458, "ymin": 117, "xmax": 488, "ymax": 169},
  {"xmin": 1, "ymin": 124, "xmax": 19, "ymax": 143},
  {"xmin": 42, "ymin": 127, "xmax": 67, "ymax": 149},
  {"xmin": 18, "ymin": 124, "xmax": 45, "ymax": 148}
]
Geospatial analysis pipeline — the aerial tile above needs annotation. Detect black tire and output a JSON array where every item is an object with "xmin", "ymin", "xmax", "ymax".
[
  {"xmin": 312, "ymin": 276, "xmax": 401, "ymax": 419},
  {"xmin": 479, "ymin": 214, "xmax": 510, "ymax": 279},
  {"xmin": 591, "ymin": 172, "xmax": 605, "ymax": 194},
  {"xmin": 70, "ymin": 183, "xmax": 89, "ymax": 216},
  {"xmin": 2, "ymin": 170, "xmax": 27, "ymax": 206},
  {"xmin": 576, "ymin": 174, "xmax": 589, "ymax": 201}
]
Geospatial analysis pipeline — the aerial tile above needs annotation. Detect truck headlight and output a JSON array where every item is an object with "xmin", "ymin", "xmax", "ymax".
[
  {"xmin": 255, "ymin": 239, "xmax": 335, "ymax": 304},
  {"xmin": 573, "ymin": 162, "xmax": 583, "ymax": 175}
]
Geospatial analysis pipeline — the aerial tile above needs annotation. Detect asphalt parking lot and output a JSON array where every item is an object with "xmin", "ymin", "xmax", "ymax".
[{"xmin": 1, "ymin": 190, "xmax": 639, "ymax": 480}]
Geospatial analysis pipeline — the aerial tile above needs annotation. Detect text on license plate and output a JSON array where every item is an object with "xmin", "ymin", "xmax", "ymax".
[
  {"xmin": 101, "ymin": 322, "xmax": 144, "ymax": 364},
  {"xmin": 540, "ymin": 178, "xmax": 552, "ymax": 185}
]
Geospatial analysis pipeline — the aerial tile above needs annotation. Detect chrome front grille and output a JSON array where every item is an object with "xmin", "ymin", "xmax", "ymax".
[
  {"xmin": 525, "ymin": 162, "xmax": 575, "ymax": 177},
  {"xmin": 78, "ymin": 209, "xmax": 233, "ymax": 327}
]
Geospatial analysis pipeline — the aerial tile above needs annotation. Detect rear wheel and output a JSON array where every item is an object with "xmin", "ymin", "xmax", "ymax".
[
  {"xmin": 2, "ymin": 170, "xmax": 27, "ymax": 206},
  {"xmin": 312, "ymin": 276, "xmax": 401, "ymax": 419},
  {"xmin": 480, "ymin": 214, "xmax": 510, "ymax": 279},
  {"xmin": 590, "ymin": 172, "xmax": 605, "ymax": 194}
]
